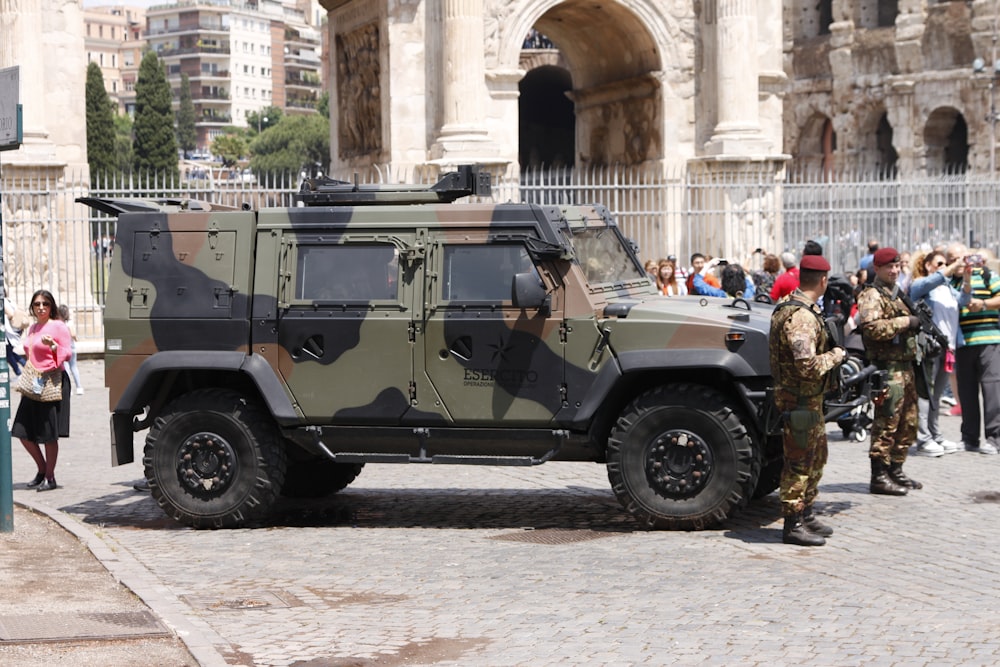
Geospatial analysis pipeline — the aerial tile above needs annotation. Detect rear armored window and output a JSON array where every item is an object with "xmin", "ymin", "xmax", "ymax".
[
  {"xmin": 442, "ymin": 245, "xmax": 537, "ymax": 302},
  {"xmin": 295, "ymin": 245, "xmax": 399, "ymax": 302}
]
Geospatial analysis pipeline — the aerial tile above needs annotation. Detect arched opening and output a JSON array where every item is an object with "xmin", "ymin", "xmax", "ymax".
[
  {"xmin": 876, "ymin": 113, "xmax": 899, "ymax": 173},
  {"xmin": 519, "ymin": 65, "xmax": 575, "ymax": 169},
  {"xmin": 519, "ymin": 0, "xmax": 663, "ymax": 168},
  {"xmin": 925, "ymin": 107, "xmax": 969, "ymax": 174},
  {"xmin": 793, "ymin": 112, "xmax": 835, "ymax": 174}
]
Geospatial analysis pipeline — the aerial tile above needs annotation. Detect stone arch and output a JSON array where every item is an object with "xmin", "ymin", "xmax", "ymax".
[
  {"xmin": 497, "ymin": 0, "xmax": 680, "ymax": 166},
  {"xmin": 794, "ymin": 112, "xmax": 835, "ymax": 172},
  {"xmin": 924, "ymin": 107, "xmax": 968, "ymax": 174},
  {"xmin": 853, "ymin": 108, "xmax": 898, "ymax": 173}
]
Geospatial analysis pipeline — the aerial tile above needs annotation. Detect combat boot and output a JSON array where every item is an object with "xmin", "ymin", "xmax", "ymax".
[
  {"xmin": 802, "ymin": 505, "xmax": 834, "ymax": 537},
  {"xmin": 782, "ymin": 513, "xmax": 826, "ymax": 546},
  {"xmin": 870, "ymin": 459, "xmax": 908, "ymax": 496},
  {"xmin": 888, "ymin": 461, "xmax": 923, "ymax": 490}
]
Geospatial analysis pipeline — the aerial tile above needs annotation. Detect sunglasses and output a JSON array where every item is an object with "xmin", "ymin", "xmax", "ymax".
[
  {"xmin": 32, "ymin": 301, "xmax": 51, "ymax": 308},
  {"xmin": 934, "ymin": 261, "xmax": 946, "ymax": 267}
]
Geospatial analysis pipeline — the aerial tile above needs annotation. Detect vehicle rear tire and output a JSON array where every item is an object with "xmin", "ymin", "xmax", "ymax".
[
  {"xmin": 607, "ymin": 384, "xmax": 760, "ymax": 530},
  {"xmin": 282, "ymin": 459, "xmax": 364, "ymax": 498},
  {"xmin": 144, "ymin": 389, "xmax": 286, "ymax": 529}
]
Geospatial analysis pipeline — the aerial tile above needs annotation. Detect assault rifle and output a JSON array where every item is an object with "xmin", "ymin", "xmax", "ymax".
[{"xmin": 899, "ymin": 291, "xmax": 949, "ymax": 363}]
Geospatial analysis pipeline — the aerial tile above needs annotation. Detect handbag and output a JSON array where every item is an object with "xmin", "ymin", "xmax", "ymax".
[{"xmin": 14, "ymin": 361, "xmax": 63, "ymax": 402}]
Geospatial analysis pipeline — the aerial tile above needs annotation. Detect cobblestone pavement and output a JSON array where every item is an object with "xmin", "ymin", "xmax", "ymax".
[{"xmin": 11, "ymin": 359, "xmax": 1000, "ymax": 666}]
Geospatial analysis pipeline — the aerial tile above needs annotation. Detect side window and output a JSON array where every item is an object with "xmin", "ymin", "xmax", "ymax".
[
  {"xmin": 295, "ymin": 244, "xmax": 399, "ymax": 302},
  {"xmin": 442, "ymin": 245, "xmax": 538, "ymax": 302}
]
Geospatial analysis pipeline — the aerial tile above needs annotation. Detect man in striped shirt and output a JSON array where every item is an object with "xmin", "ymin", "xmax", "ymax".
[{"xmin": 946, "ymin": 243, "xmax": 1000, "ymax": 455}]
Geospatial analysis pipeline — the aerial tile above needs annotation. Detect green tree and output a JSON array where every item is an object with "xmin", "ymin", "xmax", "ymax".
[
  {"xmin": 246, "ymin": 105, "xmax": 282, "ymax": 136},
  {"xmin": 132, "ymin": 51, "xmax": 179, "ymax": 180},
  {"xmin": 85, "ymin": 61, "xmax": 116, "ymax": 183},
  {"xmin": 112, "ymin": 113, "xmax": 134, "ymax": 177},
  {"xmin": 210, "ymin": 131, "xmax": 248, "ymax": 168},
  {"xmin": 176, "ymin": 73, "xmax": 197, "ymax": 157},
  {"xmin": 249, "ymin": 114, "xmax": 330, "ymax": 178},
  {"xmin": 317, "ymin": 92, "xmax": 329, "ymax": 119}
]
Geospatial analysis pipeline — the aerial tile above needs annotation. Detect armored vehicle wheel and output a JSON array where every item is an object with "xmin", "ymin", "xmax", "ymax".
[
  {"xmin": 282, "ymin": 459, "xmax": 365, "ymax": 498},
  {"xmin": 144, "ymin": 389, "xmax": 287, "ymax": 529},
  {"xmin": 607, "ymin": 384, "xmax": 760, "ymax": 530}
]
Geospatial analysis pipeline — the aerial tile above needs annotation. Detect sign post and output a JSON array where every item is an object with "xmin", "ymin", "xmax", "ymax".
[{"xmin": 0, "ymin": 65, "xmax": 22, "ymax": 533}]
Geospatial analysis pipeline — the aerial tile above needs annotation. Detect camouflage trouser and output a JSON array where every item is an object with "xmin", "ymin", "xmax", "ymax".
[
  {"xmin": 777, "ymin": 396, "xmax": 828, "ymax": 517},
  {"xmin": 870, "ymin": 362, "xmax": 917, "ymax": 464}
]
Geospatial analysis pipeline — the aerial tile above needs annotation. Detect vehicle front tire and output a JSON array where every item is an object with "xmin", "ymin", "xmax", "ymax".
[
  {"xmin": 607, "ymin": 384, "xmax": 760, "ymax": 530},
  {"xmin": 144, "ymin": 389, "xmax": 286, "ymax": 529}
]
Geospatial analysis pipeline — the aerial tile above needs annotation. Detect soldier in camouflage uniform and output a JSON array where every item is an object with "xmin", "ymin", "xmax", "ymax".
[
  {"xmin": 770, "ymin": 254, "xmax": 847, "ymax": 546},
  {"xmin": 857, "ymin": 247, "xmax": 922, "ymax": 496}
]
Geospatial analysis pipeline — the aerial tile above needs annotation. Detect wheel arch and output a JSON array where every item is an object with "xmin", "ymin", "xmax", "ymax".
[
  {"xmin": 581, "ymin": 363, "xmax": 768, "ymax": 459},
  {"xmin": 111, "ymin": 351, "xmax": 297, "ymax": 466}
]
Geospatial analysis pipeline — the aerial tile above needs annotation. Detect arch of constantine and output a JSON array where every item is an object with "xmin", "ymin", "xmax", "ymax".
[{"xmin": 319, "ymin": 0, "xmax": 786, "ymax": 173}]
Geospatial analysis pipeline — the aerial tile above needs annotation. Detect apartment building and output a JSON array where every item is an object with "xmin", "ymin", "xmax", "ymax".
[
  {"xmin": 83, "ymin": 5, "xmax": 146, "ymax": 115},
  {"xmin": 143, "ymin": 0, "xmax": 322, "ymax": 150}
]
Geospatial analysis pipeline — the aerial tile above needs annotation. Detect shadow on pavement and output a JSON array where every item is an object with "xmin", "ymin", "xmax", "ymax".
[{"xmin": 54, "ymin": 482, "xmax": 797, "ymax": 539}]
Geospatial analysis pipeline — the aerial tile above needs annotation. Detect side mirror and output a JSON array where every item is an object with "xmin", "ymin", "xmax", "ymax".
[{"xmin": 512, "ymin": 272, "xmax": 549, "ymax": 312}]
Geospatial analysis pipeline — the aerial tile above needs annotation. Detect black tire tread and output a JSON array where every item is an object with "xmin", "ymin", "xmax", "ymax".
[
  {"xmin": 143, "ymin": 388, "xmax": 286, "ymax": 529},
  {"xmin": 607, "ymin": 383, "xmax": 760, "ymax": 530}
]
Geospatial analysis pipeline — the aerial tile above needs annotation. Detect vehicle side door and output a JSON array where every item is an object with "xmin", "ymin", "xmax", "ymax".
[
  {"xmin": 273, "ymin": 232, "xmax": 415, "ymax": 424},
  {"xmin": 418, "ymin": 235, "xmax": 565, "ymax": 425}
]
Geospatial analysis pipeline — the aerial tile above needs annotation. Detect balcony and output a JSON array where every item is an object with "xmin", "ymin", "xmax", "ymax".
[
  {"xmin": 197, "ymin": 111, "xmax": 231, "ymax": 124},
  {"xmin": 285, "ymin": 74, "xmax": 320, "ymax": 90}
]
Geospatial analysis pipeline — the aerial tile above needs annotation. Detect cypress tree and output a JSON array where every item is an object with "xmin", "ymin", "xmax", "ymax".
[
  {"xmin": 132, "ymin": 51, "xmax": 179, "ymax": 180},
  {"xmin": 176, "ymin": 73, "xmax": 197, "ymax": 157},
  {"xmin": 85, "ymin": 61, "xmax": 116, "ymax": 184}
]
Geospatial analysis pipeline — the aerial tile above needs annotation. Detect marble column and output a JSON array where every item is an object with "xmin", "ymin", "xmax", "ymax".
[
  {"xmin": 704, "ymin": 0, "xmax": 772, "ymax": 156},
  {"xmin": 430, "ymin": 0, "xmax": 499, "ymax": 163},
  {"xmin": 0, "ymin": 0, "xmax": 57, "ymax": 162}
]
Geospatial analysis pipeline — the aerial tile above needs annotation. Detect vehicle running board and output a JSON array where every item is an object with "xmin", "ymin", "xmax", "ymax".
[
  {"xmin": 314, "ymin": 428, "xmax": 569, "ymax": 466},
  {"xmin": 331, "ymin": 453, "xmax": 548, "ymax": 466}
]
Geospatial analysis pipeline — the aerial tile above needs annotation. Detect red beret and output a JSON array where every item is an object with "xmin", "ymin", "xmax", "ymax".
[
  {"xmin": 800, "ymin": 254, "xmax": 831, "ymax": 272},
  {"xmin": 873, "ymin": 247, "xmax": 900, "ymax": 267}
]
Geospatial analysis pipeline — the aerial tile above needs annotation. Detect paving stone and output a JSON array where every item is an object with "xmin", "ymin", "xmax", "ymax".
[{"xmin": 11, "ymin": 359, "xmax": 1000, "ymax": 664}]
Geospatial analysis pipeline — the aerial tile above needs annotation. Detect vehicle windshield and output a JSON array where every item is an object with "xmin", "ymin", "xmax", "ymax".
[{"xmin": 569, "ymin": 227, "xmax": 647, "ymax": 285}]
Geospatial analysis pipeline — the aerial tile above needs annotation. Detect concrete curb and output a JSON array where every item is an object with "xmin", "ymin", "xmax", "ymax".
[{"xmin": 13, "ymin": 498, "xmax": 236, "ymax": 667}]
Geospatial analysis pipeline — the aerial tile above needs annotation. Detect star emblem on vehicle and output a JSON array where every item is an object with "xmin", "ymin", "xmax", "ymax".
[{"xmin": 488, "ymin": 335, "xmax": 515, "ymax": 363}]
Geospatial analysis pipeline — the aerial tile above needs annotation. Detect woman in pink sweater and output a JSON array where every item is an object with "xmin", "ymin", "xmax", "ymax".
[{"xmin": 13, "ymin": 289, "xmax": 72, "ymax": 491}]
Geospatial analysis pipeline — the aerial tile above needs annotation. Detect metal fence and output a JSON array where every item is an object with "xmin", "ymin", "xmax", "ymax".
[{"xmin": 3, "ymin": 165, "xmax": 999, "ymax": 343}]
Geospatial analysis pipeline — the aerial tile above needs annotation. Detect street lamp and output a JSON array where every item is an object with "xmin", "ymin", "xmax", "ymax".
[{"xmin": 256, "ymin": 112, "xmax": 268, "ymax": 134}]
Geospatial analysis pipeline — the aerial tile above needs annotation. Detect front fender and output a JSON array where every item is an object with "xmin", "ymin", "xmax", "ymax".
[
  {"xmin": 110, "ymin": 351, "xmax": 297, "ymax": 466},
  {"xmin": 616, "ymin": 348, "xmax": 761, "ymax": 378}
]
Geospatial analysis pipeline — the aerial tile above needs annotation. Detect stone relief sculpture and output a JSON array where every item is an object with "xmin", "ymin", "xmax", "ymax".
[
  {"xmin": 336, "ymin": 23, "xmax": 382, "ymax": 158},
  {"xmin": 483, "ymin": 0, "xmax": 516, "ymax": 68}
]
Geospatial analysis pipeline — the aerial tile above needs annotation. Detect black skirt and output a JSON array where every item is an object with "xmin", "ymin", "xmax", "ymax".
[{"xmin": 12, "ymin": 371, "xmax": 70, "ymax": 443}]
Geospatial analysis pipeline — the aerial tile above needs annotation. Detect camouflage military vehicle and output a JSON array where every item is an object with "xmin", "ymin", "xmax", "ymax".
[{"xmin": 80, "ymin": 166, "xmax": 786, "ymax": 530}]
